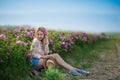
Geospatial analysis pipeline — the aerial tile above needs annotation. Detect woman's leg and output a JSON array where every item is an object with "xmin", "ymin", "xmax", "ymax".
[
  {"xmin": 43, "ymin": 54, "xmax": 89, "ymax": 75},
  {"xmin": 49, "ymin": 54, "xmax": 90, "ymax": 75},
  {"xmin": 44, "ymin": 54, "xmax": 77, "ymax": 71}
]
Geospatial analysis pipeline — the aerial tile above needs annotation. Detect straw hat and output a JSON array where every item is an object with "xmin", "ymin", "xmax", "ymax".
[{"xmin": 43, "ymin": 58, "xmax": 56, "ymax": 69}]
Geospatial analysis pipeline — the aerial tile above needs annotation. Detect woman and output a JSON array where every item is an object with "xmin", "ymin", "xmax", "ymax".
[{"xmin": 30, "ymin": 27, "xmax": 89, "ymax": 76}]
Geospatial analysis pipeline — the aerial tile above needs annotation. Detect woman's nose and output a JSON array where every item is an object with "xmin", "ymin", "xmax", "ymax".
[{"xmin": 38, "ymin": 35, "xmax": 41, "ymax": 37}]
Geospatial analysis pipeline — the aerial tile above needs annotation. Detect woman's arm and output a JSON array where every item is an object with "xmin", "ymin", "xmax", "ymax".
[{"xmin": 30, "ymin": 39, "xmax": 42, "ymax": 58}]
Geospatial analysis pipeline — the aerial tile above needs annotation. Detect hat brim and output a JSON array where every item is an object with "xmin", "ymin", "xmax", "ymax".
[{"xmin": 43, "ymin": 58, "xmax": 57, "ymax": 69}]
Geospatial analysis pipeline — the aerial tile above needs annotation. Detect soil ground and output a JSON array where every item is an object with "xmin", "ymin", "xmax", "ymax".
[{"xmin": 87, "ymin": 41, "xmax": 120, "ymax": 80}]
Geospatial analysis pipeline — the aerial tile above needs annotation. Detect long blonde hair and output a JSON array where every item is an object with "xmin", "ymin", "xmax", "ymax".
[{"xmin": 34, "ymin": 27, "xmax": 48, "ymax": 55}]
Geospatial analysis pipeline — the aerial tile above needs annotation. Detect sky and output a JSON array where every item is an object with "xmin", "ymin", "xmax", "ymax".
[{"xmin": 0, "ymin": 0, "xmax": 120, "ymax": 33}]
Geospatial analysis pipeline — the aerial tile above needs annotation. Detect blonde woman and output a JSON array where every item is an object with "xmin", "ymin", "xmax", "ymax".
[{"xmin": 30, "ymin": 27, "xmax": 89, "ymax": 76}]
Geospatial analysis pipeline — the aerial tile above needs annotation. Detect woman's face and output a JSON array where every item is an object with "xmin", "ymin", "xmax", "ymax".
[{"xmin": 36, "ymin": 30, "xmax": 44, "ymax": 41}]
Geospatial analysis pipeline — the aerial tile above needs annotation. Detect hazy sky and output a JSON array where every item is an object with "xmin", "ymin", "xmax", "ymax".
[{"xmin": 0, "ymin": 0, "xmax": 120, "ymax": 33}]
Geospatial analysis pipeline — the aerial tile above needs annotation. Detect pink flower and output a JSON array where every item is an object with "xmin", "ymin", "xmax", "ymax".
[
  {"xmin": 82, "ymin": 32, "xmax": 88, "ymax": 41},
  {"xmin": 16, "ymin": 35, "xmax": 21, "ymax": 39},
  {"xmin": 26, "ymin": 31, "xmax": 31, "ymax": 36},
  {"xmin": 0, "ymin": 34, "xmax": 6, "ymax": 40},
  {"xmin": 26, "ymin": 31, "xmax": 34, "ymax": 39},
  {"xmin": 59, "ymin": 36, "xmax": 65, "ymax": 41},
  {"xmin": 43, "ymin": 30, "xmax": 48, "ymax": 35},
  {"xmin": 64, "ymin": 43, "xmax": 68, "ymax": 49},
  {"xmin": 26, "ymin": 53, "xmax": 32, "ymax": 59},
  {"xmin": 82, "ymin": 36, "xmax": 87, "ymax": 41},
  {"xmin": 82, "ymin": 32, "xmax": 87, "ymax": 38},
  {"xmin": 69, "ymin": 39, "xmax": 74, "ymax": 44},
  {"xmin": 30, "ymin": 31, "xmax": 34, "ymax": 39}
]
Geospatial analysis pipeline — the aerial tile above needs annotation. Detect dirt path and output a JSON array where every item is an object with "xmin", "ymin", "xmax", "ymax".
[{"xmin": 87, "ymin": 43, "xmax": 120, "ymax": 80}]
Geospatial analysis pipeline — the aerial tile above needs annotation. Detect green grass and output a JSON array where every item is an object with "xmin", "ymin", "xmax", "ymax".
[{"xmin": 61, "ymin": 40, "xmax": 111, "ymax": 69}]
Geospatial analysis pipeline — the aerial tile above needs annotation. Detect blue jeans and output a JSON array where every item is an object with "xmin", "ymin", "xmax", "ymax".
[{"xmin": 31, "ymin": 58, "xmax": 40, "ymax": 69}]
